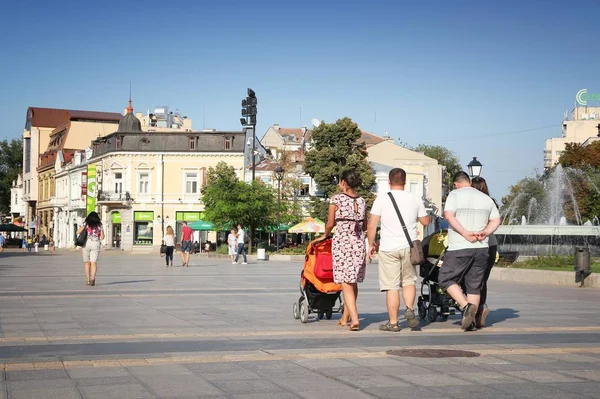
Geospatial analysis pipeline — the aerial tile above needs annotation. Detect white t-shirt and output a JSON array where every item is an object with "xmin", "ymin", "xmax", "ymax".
[
  {"xmin": 227, "ymin": 233, "xmax": 237, "ymax": 247},
  {"xmin": 163, "ymin": 234, "xmax": 175, "ymax": 247},
  {"xmin": 370, "ymin": 190, "xmax": 427, "ymax": 252},
  {"xmin": 444, "ymin": 187, "xmax": 501, "ymax": 251},
  {"xmin": 237, "ymin": 229, "xmax": 245, "ymax": 245}
]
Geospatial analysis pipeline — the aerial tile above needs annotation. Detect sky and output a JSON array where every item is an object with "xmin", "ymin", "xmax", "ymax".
[{"xmin": 2, "ymin": 0, "xmax": 599, "ymax": 201}]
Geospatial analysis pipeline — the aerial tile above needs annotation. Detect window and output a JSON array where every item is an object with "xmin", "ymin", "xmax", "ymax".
[
  {"xmin": 185, "ymin": 172, "xmax": 198, "ymax": 194},
  {"xmin": 114, "ymin": 172, "xmax": 123, "ymax": 193},
  {"xmin": 138, "ymin": 173, "xmax": 149, "ymax": 194},
  {"xmin": 224, "ymin": 137, "xmax": 232, "ymax": 150},
  {"xmin": 189, "ymin": 137, "xmax": 196, "ymax": 150},
  {"xmin": 409, "ymin": 181, "xmax": 419, "ymax": 197},
  {"xmin": 24, "ymin": 138, "xmax": 31, "ymax": 173},
  {"xmin": 115, "ymin": 136, "xmax": 122, "ymax": 149},
  {"xmin": 299, "ymin": 177, "xmax": 311, "ymax": 196}
]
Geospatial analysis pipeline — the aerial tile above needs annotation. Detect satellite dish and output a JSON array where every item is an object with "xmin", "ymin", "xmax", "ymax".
[{"xmin": 311, "ymin": 118, "xmax": 321, "ymax": 128}]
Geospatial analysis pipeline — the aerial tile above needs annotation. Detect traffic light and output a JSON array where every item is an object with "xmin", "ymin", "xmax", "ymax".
[{"xmin": 240, "ymin": 88, "xmax": 257, "ymax": 126}]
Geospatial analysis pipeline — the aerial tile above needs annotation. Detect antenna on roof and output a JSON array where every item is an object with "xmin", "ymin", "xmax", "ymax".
[{"xmin": 311, "ymin": 119, "xmax": 321, "ymax": 128}]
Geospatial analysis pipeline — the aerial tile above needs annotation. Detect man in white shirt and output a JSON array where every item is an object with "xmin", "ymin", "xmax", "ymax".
[
  {"xmin": 234, "ymin": 224, "xmax": 248, "ymax": 264},
  {"xmin": 368, "ymin": 168, "xmax": 430, "ymax": 332},
  {"xmin": 441, "ymin": 171, "xmax": 501, "ymax": 331}
]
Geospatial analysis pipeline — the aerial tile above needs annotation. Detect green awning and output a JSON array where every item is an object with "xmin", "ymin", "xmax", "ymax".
[{"xmin": 188, "ymin": 220, "xmax": 215, "ymax": 231}]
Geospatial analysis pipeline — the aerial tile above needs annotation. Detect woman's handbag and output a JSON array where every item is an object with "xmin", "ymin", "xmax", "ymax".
[
  {"xmin": 75, "ymin": 227, "xmax": 88, "ymax": 248},
  {"xmin": 160, "ymin": 244, "xmax": 167, "ymax": 256},
  {"xmin": 387, "ymin": 192, "xmax": 425, "ymax": 266}
]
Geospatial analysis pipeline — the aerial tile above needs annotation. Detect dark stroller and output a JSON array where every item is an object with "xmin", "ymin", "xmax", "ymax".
[
  {"xmin": 292, "ymin": 238, "xmax": 344, "ymax": 323},
  {"xmin": 417, "ymin": 229, "xmax": 460, "ymax": 322}
]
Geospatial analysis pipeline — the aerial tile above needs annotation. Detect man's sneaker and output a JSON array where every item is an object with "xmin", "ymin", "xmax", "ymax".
[
  {"xmin": 476, "ymin": 304, "xmax": 490, "ymax": 328},
  {"xmin": 461, "ymin": 303, "xmax": 477, "ymax": 331},
  {"xmin": 242, "ymin": 262, "xmax": 248, "ymax": 265},
  {"xmin": 405, "ymin": 308, "xmax": 419, "ymax": 329},
  {"xmin": 232, "ymin": 261, "xmax": 237, "ymax": 264}
]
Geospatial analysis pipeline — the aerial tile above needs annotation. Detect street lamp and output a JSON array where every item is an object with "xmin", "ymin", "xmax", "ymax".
[
  {"xmin": 275, "ymin": 165, "xmax": 285, "ymax": 252},
  {"xmin": 467, "ymin": 157, "xmax": 483, "ymax": 178},
  {"xmin": 241, "ymin": 88, "xmax": 258, "ymax": 181}
]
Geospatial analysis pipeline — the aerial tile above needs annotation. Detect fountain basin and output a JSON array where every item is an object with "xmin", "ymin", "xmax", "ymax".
[{"xmin": 496, "ymin": 225, "xmax": 600, "ymax": 256}]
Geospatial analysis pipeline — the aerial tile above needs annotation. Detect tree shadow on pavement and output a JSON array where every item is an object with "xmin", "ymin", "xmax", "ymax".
[{"xmin": 103, "ymin": 279, "xmax": 156, "ymax": 285}]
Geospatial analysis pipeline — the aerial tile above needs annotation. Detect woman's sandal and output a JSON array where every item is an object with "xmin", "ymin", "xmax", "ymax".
[
  {"xmin": 90, "ymin": 278, "xmax": 96, "ymax": 287},
  {"xmin": 86, "ymin": 280, "xmax": 91, "ymax": 286},
  {"xmin": 337, "ymin": 320, "xmax": 348, "ymax": 327},
  {"xmin": 379, "ymin": 321, "xmax": 400, "ymax": 332},
  {"xmin": 349, "ymin": 324, "xmax": 360, "ymax": 331}
]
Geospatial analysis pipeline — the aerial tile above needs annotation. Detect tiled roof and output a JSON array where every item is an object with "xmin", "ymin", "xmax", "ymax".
[
  {"xmin": 28, "ymin": 107, "xmax": 122, "ymax": 128},
  {"xmin": 359, "ymin": 131, "xmax": 385, "ymax": 147},
  {"xmin": 273, "ymin": 125, "xmax": 384, "ymax": 147}
]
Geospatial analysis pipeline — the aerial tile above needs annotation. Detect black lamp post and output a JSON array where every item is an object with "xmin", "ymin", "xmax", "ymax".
[
  {"xmin": 275, "ymin": 165, "xmax": 285, "ymax": 252},
  {"xmin": 467, "ymin": 157, "xmax": 483, "ymax": 178},
  {"xmin": 241, "ymin": 88, "xmax": 258, "ymax": 181}
]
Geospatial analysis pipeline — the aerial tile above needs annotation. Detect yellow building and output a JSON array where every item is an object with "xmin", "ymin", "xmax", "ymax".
[{"xmin": 88, "ymin": 104, "xmax": 246, "ymax": 251}]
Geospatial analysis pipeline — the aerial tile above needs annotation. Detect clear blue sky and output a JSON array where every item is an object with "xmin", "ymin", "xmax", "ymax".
[{"xmin": 2, "ymin": 0, "xmax": 599, "ymax": 200}]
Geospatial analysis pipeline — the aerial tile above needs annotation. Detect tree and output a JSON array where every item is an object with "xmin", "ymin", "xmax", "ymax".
[
  {"xmin": 304, "ymin": 117, "xmax": 376, "ymax": 220},
  {"xmin": 413, "ymin": 144, "xmax": 461, "ymax": 200},
  {"xmin": 272, "ymin": 150, "xmax": 304, "ymax": 223},
  {"xmin": 559, "ymin": 141, "xmax": 600, "ymax": 168},
  {"xmin": 201, "ymin": 161, "xmax": 277, "ymax": 252},
  {"xmin": 0, "ymin": 139, "xmax": 23, "ymax": 214}
]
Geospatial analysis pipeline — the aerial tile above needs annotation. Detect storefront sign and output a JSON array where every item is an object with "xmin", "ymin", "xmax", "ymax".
[
  {"xmin": 176, "ymin": 212, "xmax": 203, "ymax": 222},
  {"xmin": 112, "ymin": 212, "xmax": 121, "ymax": 224},
  {"xmin": 86, "ymin": 165, "xmax": 96, "ymax": 215},
  {"xmin": 134, "ymin": 211, "xmax": 154, "ymax": 221},
  {"xmin": 81, "ymin": 171, "xmax": 88, "ymax": 199}
]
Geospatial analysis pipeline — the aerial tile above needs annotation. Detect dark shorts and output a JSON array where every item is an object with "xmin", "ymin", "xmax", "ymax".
[
  {"xmin": 181, "ymin": 240, "xmax": 192, "ymax": 253},
  {"xmin": 438, "ymin": 248, "xmax": 489, "ymax": 295}
]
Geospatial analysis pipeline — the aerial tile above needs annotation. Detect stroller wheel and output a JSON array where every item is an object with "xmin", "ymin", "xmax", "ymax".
[
  {"xmin": 417, "ymin": 301, "xmax": 427, "ymax": 320},
  {"xmin": 325, "ymin": 309, "xmax": 333, "ymax": 320},
  {"xmin": 292, "ymin": 302, "xmax": 300, "ymax": 320},
  {"xmin": 427, "ymin": 305, "xmax": 438, "ymax": 322},
  {"xmin": 318, "ymin": 311, "xmax": 324, "ymax": 320},
  {"xmin": 300, "ymin": 301, "xmax": 309, "ymax": 323}
]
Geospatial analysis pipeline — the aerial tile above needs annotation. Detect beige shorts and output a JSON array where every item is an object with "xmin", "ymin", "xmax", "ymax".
[
  {"xmin": 82, "ymin": 238, "xmax": 101, "ymax": 263},
  {"xmin": 378, "ymin": 247, "xmax": 417, "ymax": 291}
]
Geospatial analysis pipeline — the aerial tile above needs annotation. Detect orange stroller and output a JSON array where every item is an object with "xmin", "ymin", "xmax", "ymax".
[{"xmin": 292, "ymin": 237, "xmax": 344, "ymax": 323}]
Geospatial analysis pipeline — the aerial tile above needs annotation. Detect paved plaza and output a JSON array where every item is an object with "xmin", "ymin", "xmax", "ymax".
[{"xmin": 0, "ymin": 249, "xmax": 599, "ymax": 398}]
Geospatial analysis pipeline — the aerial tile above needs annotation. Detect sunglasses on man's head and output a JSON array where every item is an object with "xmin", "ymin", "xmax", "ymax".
[{"xmin": 332, "ymin": 176, "xmax": 339, "ymax": 184}]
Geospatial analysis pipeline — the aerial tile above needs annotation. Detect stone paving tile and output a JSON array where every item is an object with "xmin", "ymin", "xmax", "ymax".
[
  {"xmin": 232, "ymin": 393, "xmax": 302, "ymax": 399},
  {"xmin": 78, "ymin": 383, "xmax": 156, "ymax": 399},
  {"xmin": 505, "ymin": 370, "xmax": 584, "ymax": 383},
  {"xmin": 7, "ymin": 378, "xmax": 76, "ymax": 390},
  {"xmin": 560, "ymin": 369, "xmax": 600, "ymax": 381},
  {"xmin": 548, "ymin": 382, "xmax": 600, "ymax": 398},
  {"xmin": 455, "ymin": 371, "xmax": 528, "ymax": 385},
  {"xmin": 6, "ymin": 368, "xmax": 69, "ymax": 380},
  {"xmin": 427, "ymin": 384, "xmax": 518, "ymax": 399},
  {"xmin": 292, "ymin": 358, "xmax": 359, "ymax": 369},
  {"xmin": 488, "ymin": 382, "xmax": 587, "ymax": 398},
  {"xmin": 74, "ymin": 375, "xmax": 140, "ymax": 387},
  {"xmin": 210, "ymin": 379, "xmax": 288, "ymax": 395},
  {"xmin": 297, "ymin": 388, "xmax": 376, "ymax": 399},
  {"xmin": 362, "ymin": 385, "xmax": 448, "ymax": 399},
  {"xmin": 127, "ymin": 364, "xmax": 195, "ymax": 376},
  {"xmin": 335, "ymin": 373, "xmax": 410, "ymax": 389},
  {"xmin": 398, "ymin": 373, "xmax": 467, "ymax": 386},
  {"xmin": 136, "ymin": 375, "xmax": 226, "ymax": 397},
  {"xmin": 8, "ymin": 387, "xmax": 82, "ymax": 399}
]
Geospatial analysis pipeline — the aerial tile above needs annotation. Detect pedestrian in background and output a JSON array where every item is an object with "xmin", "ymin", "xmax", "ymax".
[
  {"xmin": 77, "ymin": 211, "xmax": 105, "ymax": 286},
  {"xmin": 163, "ymin": 226, "xmax": 175, "ymax": 267},
  {"xmin": 228, "ymin": 227, "xmax": 238, "ymax": 264},
  {"xmin": 234, "ymin": 224, "xmax": 248, "ymax": 264},
  {"xmin": 180, "ymin": 221, "xmax": 193, "ymax": 267},
  {"xmin": 0, "ymin": 233, "xmax": 5, "ymax": 252}
]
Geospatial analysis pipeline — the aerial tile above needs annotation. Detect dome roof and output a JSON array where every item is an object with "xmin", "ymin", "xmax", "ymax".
[{"xmin": 117, "ymin": 100, "xmax": 142, "ymax": 133}]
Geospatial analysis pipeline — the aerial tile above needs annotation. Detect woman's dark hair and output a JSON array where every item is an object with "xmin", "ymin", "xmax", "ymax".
[
  {"xmin": 340, "ymin": 169, "xmax": 362, "ymax": 189},
  {"xmin": 85, "ymin": 211, "xmax": 102, "ymax": 228},
  {"xmin": 471, "ymin": 176, "xmax": 489, "ymax": 196}
]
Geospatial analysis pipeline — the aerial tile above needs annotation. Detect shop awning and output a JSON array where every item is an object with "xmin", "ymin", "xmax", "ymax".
[
  {"xmin": 0, "ymin": 224, "xmax": 27, "ymax": 232},
  {"xmin": 288, "ymin": 218, "xmax": 325, "ymax": 234},
  {"xmin": 188, "ymin": 220, "xmax": 215, "ymax": 231}
]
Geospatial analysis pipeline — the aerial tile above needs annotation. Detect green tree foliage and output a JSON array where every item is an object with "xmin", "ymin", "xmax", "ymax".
[
  {"xmin": 559, "ymin": 141, "xmax": 600, "ymax": 168},
  {"xmin": 413, "ymin": 144, "xmax": 461, "ymax": 199},
  {"xmin": 201, "ymin": 162, "xmax": 277, "ymax": 251},
  {"xmin": 0, "ymin": 139, "xmax": 23, "ymax": 214},
  {"xmin": 304, "ymin": 117, "xmax": 376, "ymax": 220}
]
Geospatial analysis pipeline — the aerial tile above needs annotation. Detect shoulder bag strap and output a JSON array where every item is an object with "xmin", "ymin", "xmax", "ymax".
[{"xmin": 387, "ymin": 192, "xmax": 414, "ymax": 248}]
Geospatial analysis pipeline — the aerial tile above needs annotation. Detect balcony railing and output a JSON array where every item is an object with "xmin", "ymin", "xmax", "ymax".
[{"xmin": 97, "ymin": 191, "xmax": 133, "ymax": 203}]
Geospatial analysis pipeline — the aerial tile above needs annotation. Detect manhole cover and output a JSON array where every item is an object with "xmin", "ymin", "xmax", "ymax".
[{"xmin": 387, "ymin": 349, "xmax": 480, "ymax": 358}]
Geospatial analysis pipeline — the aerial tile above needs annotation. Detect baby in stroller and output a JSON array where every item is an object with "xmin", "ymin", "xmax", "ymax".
[
  {"xmin": 292, "ymin": 237, "xmax": 344, "ymax": 323},
  {"xmin": 417, "ymin": 229, "xmax": 460, "ymax": 322}
]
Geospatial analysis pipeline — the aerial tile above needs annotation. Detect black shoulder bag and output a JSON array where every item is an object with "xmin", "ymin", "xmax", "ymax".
[
  {"xmin": 387, "ymin": 192, "xmax": 425, "ymax": 265},
  {"xmin": 75, "ymin": 225, "xmax": 88, "ymax": 247}
]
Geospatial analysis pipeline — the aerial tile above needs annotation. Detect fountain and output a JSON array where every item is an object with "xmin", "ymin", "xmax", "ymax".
[{"xmin": 496, "ymin": 165, "xmax": 600, "ymax": 256}]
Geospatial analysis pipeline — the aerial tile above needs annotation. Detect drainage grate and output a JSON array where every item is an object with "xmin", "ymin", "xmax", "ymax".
[{"xmin": 387, "ymin": 349, "xmax": 480, "ymax": 358}]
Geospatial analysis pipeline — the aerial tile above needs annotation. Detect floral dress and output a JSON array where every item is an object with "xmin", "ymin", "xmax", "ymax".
[{"xmin": 330, "ymin": 193, "xmax": 367, "ymax": 284}]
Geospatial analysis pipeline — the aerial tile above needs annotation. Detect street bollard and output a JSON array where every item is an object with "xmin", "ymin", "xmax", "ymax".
[{"xmin": 574, "ymin": 246, "xmax": 591, "ymax": 287}]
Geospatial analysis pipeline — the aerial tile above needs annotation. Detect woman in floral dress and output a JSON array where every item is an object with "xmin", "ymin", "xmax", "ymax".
[{"xmin": 323, "ymin": 169, "xmax": 367, "ymax": 331}]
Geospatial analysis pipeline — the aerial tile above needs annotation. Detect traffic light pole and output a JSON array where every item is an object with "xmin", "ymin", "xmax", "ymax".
[{"xmin": 252, "ymin": 123, "xmax": 256, "ymax": 182}]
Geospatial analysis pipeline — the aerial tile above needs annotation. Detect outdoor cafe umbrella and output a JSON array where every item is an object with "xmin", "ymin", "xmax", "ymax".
[
  {"xmin": 288, "ymin": 218, "xmax": 325, "ymax": 234},
  {"xmin": 187, "ymin": 220, "xmax": 215, "ymax": 231},
  {"xmin": 0, "ymin": 224, "xmax": 27, "ymax": 232},
  {"xmin": 257, "ymin": 223, "xmax": 290, "ymax": 232}
]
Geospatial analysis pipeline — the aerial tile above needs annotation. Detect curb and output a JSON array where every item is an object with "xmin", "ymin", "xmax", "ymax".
[{"xmin": 490, "ymin": 267, "xmax": 599, "ymax": 288}]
